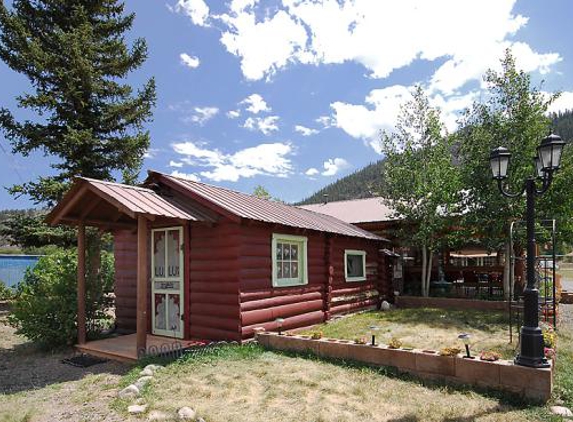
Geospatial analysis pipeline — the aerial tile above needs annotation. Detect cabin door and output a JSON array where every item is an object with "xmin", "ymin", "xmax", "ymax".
[{"xmin": 151, "ymin": 227, "xmax": 184, "ymax": 339}]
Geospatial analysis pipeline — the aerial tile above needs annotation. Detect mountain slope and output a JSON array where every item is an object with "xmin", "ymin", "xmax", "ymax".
[
  {"xmin": 298, "ymin": 111, "xmax": 573, "ymax": 206},
  {"xmin": 297, "ymin": 160, "xmax": 385, "ymax": 205}
]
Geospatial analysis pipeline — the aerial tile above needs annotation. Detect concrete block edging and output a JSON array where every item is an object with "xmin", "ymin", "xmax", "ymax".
[{"xmin": 256, "ymin": 332, "xmax": 552, "ymax": 402}]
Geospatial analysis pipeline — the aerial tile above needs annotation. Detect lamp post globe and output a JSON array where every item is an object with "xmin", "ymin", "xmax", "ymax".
[
  {"xmin": 537, "ymin": 133, "xmax": 565, "ymax": 172},
  {"xmin": 489, "ymin": 146, "xmax": 511, "ymax": 180}
]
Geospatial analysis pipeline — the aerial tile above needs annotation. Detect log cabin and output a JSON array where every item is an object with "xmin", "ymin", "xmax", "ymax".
[{"xmin": 46, "ymin": 170, "xmax": 391, "ymax": 361}]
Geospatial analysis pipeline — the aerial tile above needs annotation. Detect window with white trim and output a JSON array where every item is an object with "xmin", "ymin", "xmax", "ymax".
[
  {"xmin": 272, "ymin": 234, "xmax": 308, "ymax": 287},
  {"xmin": 345, "ymin": 250, "xmax": 366, "ymax": 282}
]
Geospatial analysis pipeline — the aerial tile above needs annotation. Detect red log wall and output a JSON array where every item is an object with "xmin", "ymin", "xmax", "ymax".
[
  {"xmin": 113, "ymin": 220, "xmax": 389, "ymax": 342},
  {"xmin": 188, "ymin": 221, "xmax": 242, "ymax": 341},
  {"xmin": 238, "ymin": 223, "xmax": 385, "ymax": 339}
]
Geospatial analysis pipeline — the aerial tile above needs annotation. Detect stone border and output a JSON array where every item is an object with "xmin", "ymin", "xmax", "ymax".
[
  {"xmin": 395, "ymin": 296, "xmax": 509, "ymax": 311},
  {"xmin": 256, "ymin": 333, "xmax": 552, "ymax": 402}
]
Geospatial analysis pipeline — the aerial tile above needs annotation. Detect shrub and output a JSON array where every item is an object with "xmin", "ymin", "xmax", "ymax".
[
  {"xmin": 8, "ymin": 249, "xmax": 114, "ymax": 349},
  {"xmin": 0, "ymin": 279, "xmax": 15, "ymax": 301},
  {"xmin": 479, "ymin": 350, "xmax": 501, "ymax": 361},
  {"xmin": 439, "ymin": 346, "xmax": 462, "ymax": 357},
  {"xmin": 388, "ymin": 337, "xmax": 403, "ymax": 349},
  {"xmin": 310, "ymin": 331, "xmax": 323, "ymax": 339}
]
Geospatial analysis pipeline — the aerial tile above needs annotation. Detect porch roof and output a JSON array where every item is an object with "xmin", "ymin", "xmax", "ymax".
[{"xmin": 46, "ymin": 177, "xmax": 217, "ymax": 228}]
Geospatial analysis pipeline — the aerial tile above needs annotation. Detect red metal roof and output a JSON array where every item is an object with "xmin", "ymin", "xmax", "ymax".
[
  {"xmin": 47, "ymin": 177, "xmax": 216, "ymax": 224},
  {"xmin": 152, "ymin": 172, "xmax": 384, "ymax": 240},
  {"xmin": 298, "ymin": 197, "xmax": 395, "ymax": 224}
]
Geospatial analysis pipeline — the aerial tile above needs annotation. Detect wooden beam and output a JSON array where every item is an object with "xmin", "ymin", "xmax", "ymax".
[
  {"xmin": 77, "ymin": 223, "xmax": 87, "ymax": 345},
  {"xmin": 60, "ymin": 218, "xmax": 135, "ymax": 230},
  {"xmin": 51, "ymin": 184, "xmax": 89, "ymax": 225},
  {"xmin": 136, "ymin": 214, "xmax": 148, "ymax": 357}
]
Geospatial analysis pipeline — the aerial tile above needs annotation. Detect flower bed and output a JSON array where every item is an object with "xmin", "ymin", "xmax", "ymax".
[{"xmin": 256, "ymin": 332, "xmax": 553, "ymax": 402}]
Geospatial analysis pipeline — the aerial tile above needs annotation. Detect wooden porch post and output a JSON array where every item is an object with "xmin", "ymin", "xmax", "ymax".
[
  {"xmin": 136, "ymin": 215, "xmax": 148, "ymax": 356},
  {"xmin": 77, "ymin": 222, "xmax": 87, "ymax": 345}
]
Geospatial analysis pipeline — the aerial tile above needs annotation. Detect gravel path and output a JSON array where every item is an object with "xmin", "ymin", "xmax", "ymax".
[{"xmin": 0, "ymin": 302, "xmax": 131, "ymax": 421}]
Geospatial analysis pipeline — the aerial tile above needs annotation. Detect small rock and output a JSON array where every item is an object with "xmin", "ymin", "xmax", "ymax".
[
  {"xmin": 177, "ymin": 406, "xmax": 196, "ymax": 420},
  {"xmin": 144, "ymin": 364, "xmax": 164, "ymax": 373},
  {"xmin": 128, "ymin": 404, "xmax": 148, "ymax": 415},
  {"xmin": 140, "ymin": 368, "xmax": 154, "ymax": 377},
  {"xmin": 118, "ymin": 384, "xmax": 140, "ymax": 399},
  {"xmin": 147, "ymin": 410, "xmax": 171, "ymax": 421},
  {"xmin": 135, "ymin": 376, "xmax": 154, "ymax": 390},
  {"xmin": 550, "ymin": 406, "xmax": 573, "ymax": 417},
  {"xmin": 195, "ymin": 418, "xmax": 206, "ymax": 422}
]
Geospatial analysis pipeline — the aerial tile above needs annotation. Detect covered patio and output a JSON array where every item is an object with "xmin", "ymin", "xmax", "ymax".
[{"xmin": 46, "ymin": 176, "xmax": 216, "ymax": 360}]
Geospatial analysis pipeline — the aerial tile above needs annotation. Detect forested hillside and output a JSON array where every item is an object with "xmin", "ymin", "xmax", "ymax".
[
  {"xmin": 297, "ymin": 160, "xmax": 385, "ymax": 205},
  {"xmin": 299, "ymin": 110, "xmax": 573, "ymax": 205},
  {"xmin": 552, "ymin": 109, "xmax": 573, "ymax": 141}
]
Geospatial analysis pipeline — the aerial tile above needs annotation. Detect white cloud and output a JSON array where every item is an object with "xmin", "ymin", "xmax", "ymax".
[
  {"xmin": 315, "ymin": 115, "xmax": 333, "ymax": 128},
  {"xmin": 331, "ymin": 85, "xmax": 411, "ymax": 152},
  {"xmin": 169, "ymin": 160, "xmax": 184, "ymax": 168},
  {"xmin": 171, "ymin": 170, "xmax": 201, "ymax": 181},
  {"xmin": 295, "ymin": 125, "xmax": 319, "ymax": 136},
  {"xmin": 241, "ymin": 93, "xmax": 270, "ymax": 114},
  {"xmin": 547, "ymin": 91, "xmax": 573, "ymax": 114},
  {"xmin": 180, "ymin": 53, "xmax": 200, "ymax": 69},
  {"xmin": 187, "ymin": 106, "xmax": 219, "ymax": 125},
  {"xmin": 144, "ymin": 148, "xmax": 160, "ymax": 159},
  {"xmin": 174, "ymin": 0, "xmax": 210, "ymax": 26},
  {"xmin": 175, "ymin": 0, "xmax": 561, "ymax": 90},
  {"xmin": 305, "ymin": 167, "xmax": 319, "ymax": 176},
  {"xmin": 218, "ymin": 9, "xmax": 307, "ymax": 80},
  {"xmin": 243, "ymin": 115, "xmax": 279, "ymax": 135},
  {"xmin": 227, "ymin": 109, "xmax": 241, "ymax": 119},
  {"xmin": 321, "ymin": 158, "xmax": 349, "ymax": 176},
  {"xmin": 172, "ymin": 141, "xmax": 294, "ymax": 182}
]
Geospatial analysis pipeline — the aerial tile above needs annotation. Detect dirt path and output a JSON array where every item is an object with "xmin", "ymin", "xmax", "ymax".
[{"xmin": 0, "ymin": 303, "xmax": 131, "ymax": 422}]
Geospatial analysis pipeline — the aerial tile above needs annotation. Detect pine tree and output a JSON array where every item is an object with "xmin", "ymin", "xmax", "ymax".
[{"xmin": 0, "ymin": 0, "xmax": 156, "ymax": 207}]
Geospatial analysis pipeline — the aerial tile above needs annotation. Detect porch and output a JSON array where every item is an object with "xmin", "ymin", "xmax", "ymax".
[
  {"xmin": 75, "ymin": 334, "xmax": 203, "ymax": 362},
  {"xmin": 45, "ymin": 176, "xmax": 217, "ymax": 360}
]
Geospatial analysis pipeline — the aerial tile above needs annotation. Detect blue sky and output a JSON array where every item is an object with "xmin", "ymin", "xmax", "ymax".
[{"xmin": 1, "ymin": 0, "xmax": 573, "ymax": 209}]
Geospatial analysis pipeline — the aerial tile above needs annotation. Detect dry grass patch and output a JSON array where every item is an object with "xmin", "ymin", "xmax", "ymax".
[
  {"xmin": 300, "ymin": 308, "xmax": 516, "ymax": 358},
  {"xmin": 129, "ymin": 344, "xmax": 549, "ymax": 422}
]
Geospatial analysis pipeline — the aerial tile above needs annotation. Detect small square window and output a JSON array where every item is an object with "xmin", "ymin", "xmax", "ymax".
[
  {"xmin": 345, "ymin": 250, "xmax": 366, "ymax": 282},
  {"xmin": 272, "ymin": 234, "xmax": 308, "ymax": 287}
]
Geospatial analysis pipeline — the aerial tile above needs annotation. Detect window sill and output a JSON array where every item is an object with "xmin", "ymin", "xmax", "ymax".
[
  {"xmin": 272, "ymin": 279, "xmax": 308, "ymax": 288},
  {"xmin": 345, "ymin": 277, "xmax": 367, "ymax": 283}
]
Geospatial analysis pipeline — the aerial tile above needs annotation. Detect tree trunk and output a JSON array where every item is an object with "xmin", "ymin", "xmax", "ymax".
[
  {"xmin": 503, "ymin": 241, "xmax": 511, "ymax": 300},
  {"xmin": 421, "ymin": 246, "xmax": 427, "ymax": 297},
  {"xmin": 425, "ymin": 250, "xmax": 434, "ymax": 297}
]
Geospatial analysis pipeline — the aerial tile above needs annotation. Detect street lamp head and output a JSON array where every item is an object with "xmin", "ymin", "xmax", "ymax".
[
  {"xmin": 489, "ymin": 146, "xmax": 511, "ymax": 180},
  {"xmin": 534, "ymin": 155, "xmax": 545, "ymax": 179},
  {"xmin": 537, "ymin": 133, "xmax": 565, "ymax": 173}
]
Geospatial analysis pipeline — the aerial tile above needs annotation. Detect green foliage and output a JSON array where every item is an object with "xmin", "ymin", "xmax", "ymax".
[
  {"xmin": 0, "ymin": 214, "xmax": 76, "ymax": 249},
  {"xmin": 379, "ymin": 86, "xmax": 463, "ymax": 295},
  {"xmin": 252, "ymin": 185, "xmax": 272, "ymax": 200},
  {"xmin": 0, "ymin": 0, "xmax": 156, "ymax": 206},
  {"xmin": 456, "ymin": 49, "xmax": 572, "ymax": 247},
  {"xmin": 0, "ymin": 279, "xmax": 15, "ymax": 301},
  {"xmin": 8, "ymin": 249, "xmax": 114, "ymax": 349},
  {"xmin": 297, "ymin": 160, "xmax": 385, "ymax": 205}
]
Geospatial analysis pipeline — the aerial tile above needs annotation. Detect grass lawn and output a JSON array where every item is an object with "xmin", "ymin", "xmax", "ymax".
[
  {"xmin": 299, "ymin": 308, "xmax": 517, "ymax": 358},
  {"xmin": 114, "ymin": 344, "xmax": 555, "ymax": 422}
]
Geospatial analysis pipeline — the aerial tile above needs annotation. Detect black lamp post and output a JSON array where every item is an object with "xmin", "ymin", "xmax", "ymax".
[{"xmin": 489, "ymin": 133, "xmax": 565, "ymax": 368}]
